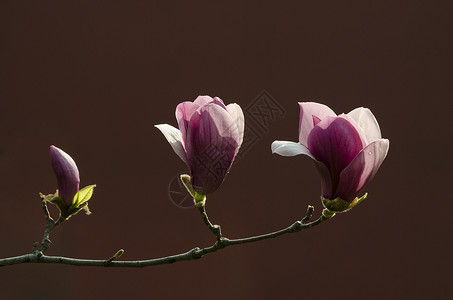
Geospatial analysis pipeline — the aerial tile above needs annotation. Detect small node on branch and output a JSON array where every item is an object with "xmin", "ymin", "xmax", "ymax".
[
  {"xmin": 189, "ymin": 247, "xmax": 203, "ymax": 259},
  {"xmin": 212, "ymin": 224, "xmax": 222, "ymax": 239},
  {"xmin": 293, "ymin": 221, "xmax": 303, "ymax": 231},
  {"xmin": 215, "ymin": 237, "xmax": 229, "ymax": 249}
]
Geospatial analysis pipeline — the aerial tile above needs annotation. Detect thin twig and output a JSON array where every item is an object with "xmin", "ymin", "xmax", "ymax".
[
  {"xmin": 197, "ymin": 204, "xmax": 222, "ymax": 241},
  {"xmin": 36, "ymin": 200, "xmax": 59, "ymax": 253},
  {"xmin": 104, "ymin": 249, "xmax": 125, "ymax": 266}
]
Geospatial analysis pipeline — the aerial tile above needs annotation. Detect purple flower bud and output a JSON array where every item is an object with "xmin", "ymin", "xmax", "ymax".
[
  {"xmin": 156, "ymin": 96, "xmax": 244, "ymax": 195},
  {"xmin": 50, "ymin": 145, "xmax": 80, "ymax": 205},
  {"xmin": 272, "ymin": 102, "xmax": 389, "ymax": 206}
]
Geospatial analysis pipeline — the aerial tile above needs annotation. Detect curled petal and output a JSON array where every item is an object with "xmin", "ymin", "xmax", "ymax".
[
  {"xmin": 193, "ymin": 95, "xmax": 214, "ymax": 107},
  {"xmin": 348, "ymin": 107, "xmax": 382, "ymax": 142},
  {"xmin": 212, "ymin": 97, "xmax": 227, "ymax": 110},
  {"xmin": 308, "ymin": 116, "xmax": 365, "ymax": 196},
  {"xmin": 335, "ymin": 139, "xmax": 389, "ymax": 201},
  {"xmin": 50, "ymin": 145, "xmax": 80, "ymax": 205},
  {"xmin": 155, "ymin": 124, "xmax": 187, "ymax": 163},
  {"xmin": 298, "ymin": 102, "xmax": 336, "ymax": 147},
  {"xmin": 271, "ymin": 140, "xmax": 314, "ymax": 159},
  {"xmin": 186, "ymin": 104, "xmax": 239, "ymax": 195}
]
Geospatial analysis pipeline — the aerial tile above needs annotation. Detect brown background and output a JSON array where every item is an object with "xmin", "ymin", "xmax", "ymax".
[{"xmin": 0, "ymin": 1, "xmax": 452, "ymax": 299}]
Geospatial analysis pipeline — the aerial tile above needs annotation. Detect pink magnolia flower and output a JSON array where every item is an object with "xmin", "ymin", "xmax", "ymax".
[
  {"xmin": 50, "ymin": 145, "xmax": 80, "ymax": 206},
  {"xmin": 156, "ymin": 96, "xmax": 244, "ymax": 196},
  {"xmin": 272, "ymin": 102, "xmax": 389, "ymax": 210}
]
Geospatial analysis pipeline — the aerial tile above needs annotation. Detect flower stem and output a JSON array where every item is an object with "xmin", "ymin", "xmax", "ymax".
[
  {"xmin": 197, "ymin": 204, "xmax": 222, "ymax": 241},
  {"xmin": 36, "ymin": 198, "xmax": 60, "ymax": 254}
]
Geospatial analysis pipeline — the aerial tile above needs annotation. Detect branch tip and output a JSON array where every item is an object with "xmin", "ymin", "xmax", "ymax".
[
  {"xmin": 302, "ymin": 205, "xmax": 315, "ymax": 223},
  {"xmin": 32, "ymin": 242, "xmax": 38, "ymax": 252},
  {"xmin": 105, "ymin": 249, "xmax": 125, "ymax": 266}
]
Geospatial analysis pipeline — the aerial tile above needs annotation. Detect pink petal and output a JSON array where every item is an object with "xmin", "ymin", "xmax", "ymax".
[
  {"xmin": 155, "ymin": 124, "xmax": 187, "ymax": 163},
  {"xmin": 50, "ymin": 145, "xmax": 80, "ymax": 205},
  {"xmin": 312, "ymin": 115, "xmax": 321, "ymax": 127},
  {"xmin": 185, "ymin": 104, "xmax": 240, "ymax": 195},
  {"xmin": 335, "ymin": 139, "xmax": 389, "ymax": 201},
  {"xmin": 212, "ymin": 97, "xmax": 227, "ymax": 110},
  {"xmin": 298, "ymin": 102, "xmax": 336, "ymax": 147},
  {"xmin": 175, "ymin": 101, "xmax": 200, "ymax": 144},
  {"xmin": 193, "ymin": 95, "xmax": 214, "ymax": 107},
  {"xmin": 313, "ymin": 160, "xmax": 334, "ymax": 200},
  {"xmin": 307, "ymin": 116, "xmax": 365, "ymax": 198},
  {"xmin": 348, "ymin": 107, "xmax": 382, "ymax": 142}
]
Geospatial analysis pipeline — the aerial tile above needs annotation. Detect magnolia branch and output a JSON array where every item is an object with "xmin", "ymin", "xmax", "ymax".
[
  {"xmin": 0, "ymin": 204, "xmax": 334, "ymax": 268},
  {"xmin": 35, "ymin": 199, "xmax": 59, "ymax": 253}
]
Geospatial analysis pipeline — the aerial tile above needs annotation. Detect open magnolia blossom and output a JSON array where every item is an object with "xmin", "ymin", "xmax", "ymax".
[
  {"xmin": 0, "ymin": 99, "xmax": 392, "ymax": 269},
  {"xmin": 272, "ymin": 102, "xmax": 389, "ymax": 212},
  {"xmin": 156, "ymin": 96, "xmax": 244, "ymax": 197}
]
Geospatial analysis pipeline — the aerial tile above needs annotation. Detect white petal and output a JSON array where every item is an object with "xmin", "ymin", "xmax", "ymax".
[
  {"xmin": 271, "ymin": 140, "xmax": 314, "ymax": 159},
  {"xmin": 347, "ymin": 107, "xmax": 382, "ymax": 142},
  {"xmin": 226, "ymin": 103, "xmax": 245, "ymax": 147},
  {"xmin": 155, "ymin": 124, "xmax": 187, "ymax": 163}
]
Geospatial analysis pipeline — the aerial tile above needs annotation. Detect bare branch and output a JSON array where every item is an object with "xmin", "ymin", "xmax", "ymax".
[{"xmin": 0, "ymin": 206, "xmax": 333, "ymax": 268}]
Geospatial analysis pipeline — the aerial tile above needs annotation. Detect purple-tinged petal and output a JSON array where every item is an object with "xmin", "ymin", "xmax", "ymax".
[
  {"xmin": 176, "ymin": 96, "xmax": 224, "ymax": 143},
  {"xmin": 298, "ymin": 102, "xmax": 337, "ymax": 147},
  {"xmin": 185, "ymin": 104, "xmax": 239, "ymax": 195},
  {"xmin": 335, "ymin": 139, "xmax": 389, "ymax": 201},
  {"xmin": 226, "ymin": 103, "xmax": 245, "ymax": 149},
  {"xmin": 271, "ymin": 140, "xmax": 314, "ymax": 159},
  {"xmin": 155, "ymin": 124, "xmax": 187, "ymax": 163},
  {"xmin": 337, "ymin": 113, "xmax": 368, "ymax": 145},
  {"xmin": 175, "ymin": 101, "xmax": 201, "ymax": 144},
  {"xmin": 193, "ymin": 95, "xmax": 214, "ymax": 107},
  {"xmin": 348, "ymin": 107, "xmax": 382, "ymax": 142},
  {"xmin": 307, "ymin": 116, "xmax": 365, "ymax": 197},
  {"xmin": 312, "ymin": 115, "xmax": 322, "ymax": 127},
  {"xmin": 312, "ymin": 159, "xmax": 334, "ymax": 200},
  {"xmin": 212, "ymin": 97, "xmax": 227, "ymax": 110},
  {"xmin": 50, "ymin": 145, "xmax": 80, "ymax": 205}
]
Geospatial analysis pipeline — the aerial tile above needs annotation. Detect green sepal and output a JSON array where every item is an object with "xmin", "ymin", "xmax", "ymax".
[
  {"xmin": 321, "ymin": 193, "xmax": 368, "ymax": 213},
  {"xmin": 82, "ymin": 203, "xmax": 92, "ymax": 215},
  {"xmin": 193, "ymin": 192, "xmax": 206, "ymax": 208},
  {"xmin": 40, "ymin": 187, "xmax": 94, "ymax": 223},
  {"xmin": 322, "ymin": 208, "xmax": 336, "ymax": 219},
  {"xmin": 40, "ymin": 191, "xmax": 69, "ymax": 213},
  {"xmin": 70, "ymin": 184, "xmax": 96, "ymax": 210}
]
